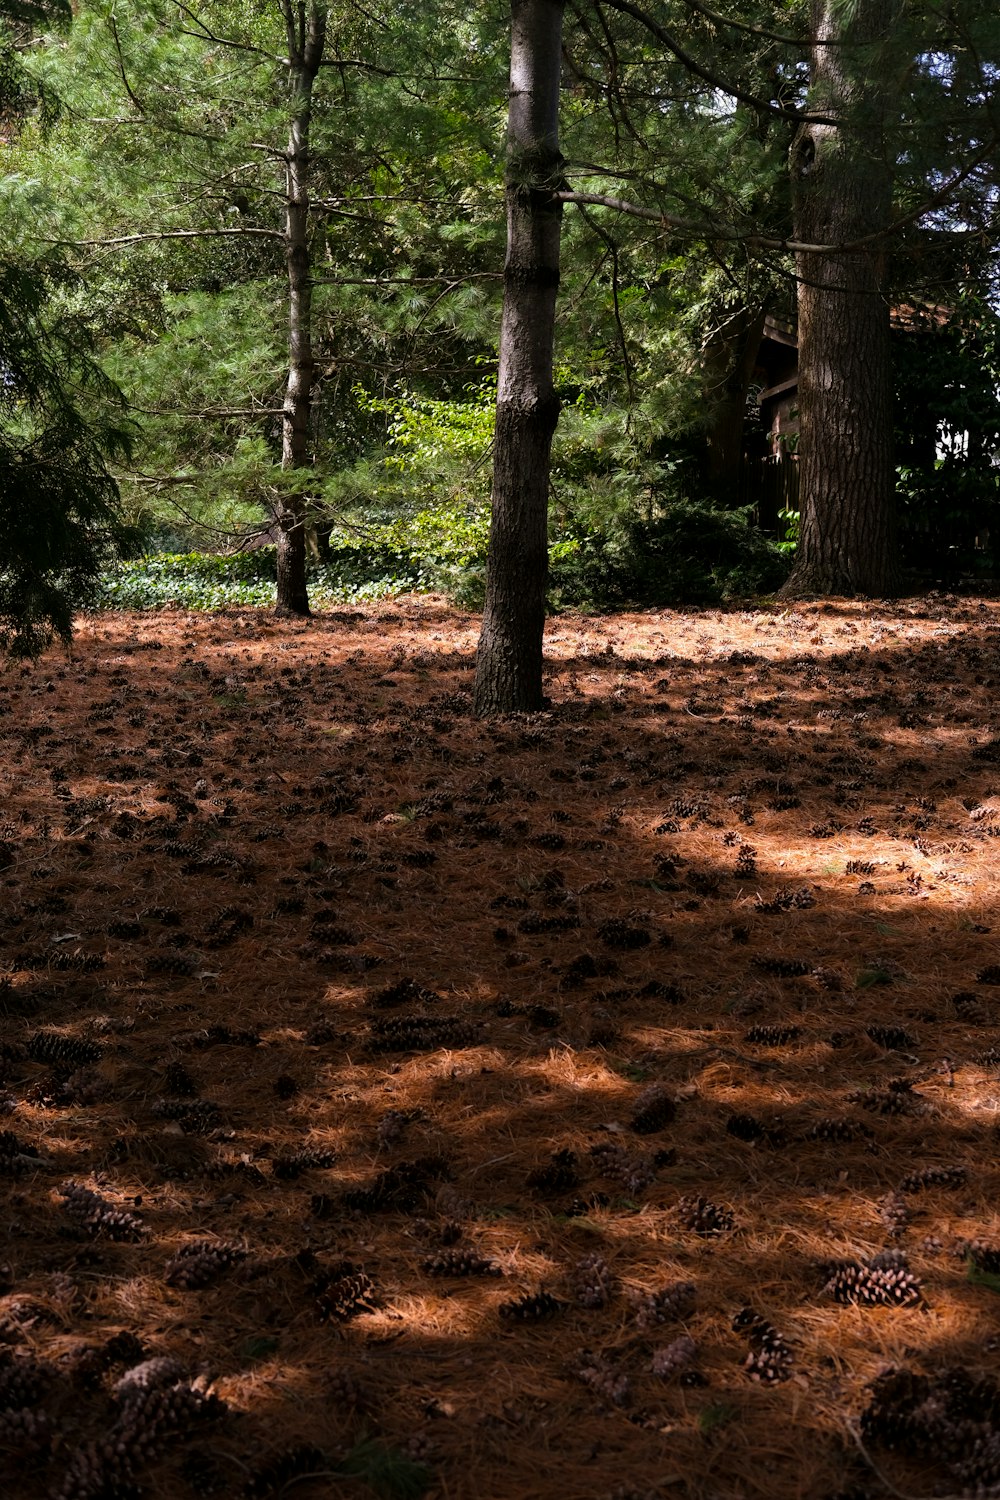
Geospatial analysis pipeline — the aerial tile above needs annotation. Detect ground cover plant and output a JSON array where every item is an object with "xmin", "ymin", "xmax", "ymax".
[{"xmin": 3, "ymin": 596, "xmax": 1000, "ymax": 1500}]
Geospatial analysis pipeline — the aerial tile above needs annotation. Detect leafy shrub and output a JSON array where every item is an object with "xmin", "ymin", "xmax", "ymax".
[
  {"xmin": 548, "ymin": 498, "xmax": 790, "ymax": 608},
  {"xmin": 98, "ymin": 545, "xmax": 426, "ymax": 611}
]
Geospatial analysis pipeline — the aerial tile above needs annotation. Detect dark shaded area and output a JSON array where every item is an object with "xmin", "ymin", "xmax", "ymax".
[{"xmin": 2, "ymin": 597, "xmax": 1000, "ymax": 1499}]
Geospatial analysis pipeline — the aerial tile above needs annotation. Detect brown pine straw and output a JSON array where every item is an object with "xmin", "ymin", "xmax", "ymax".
[{"xmin": 1, "ymin": 594, "xmax": 1000, "ymax": 1499}]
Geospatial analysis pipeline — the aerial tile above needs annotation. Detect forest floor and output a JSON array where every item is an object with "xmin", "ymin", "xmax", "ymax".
[{"xmin": 4, "ymin": 596, "xmax": 1000, "ymax": 1500}]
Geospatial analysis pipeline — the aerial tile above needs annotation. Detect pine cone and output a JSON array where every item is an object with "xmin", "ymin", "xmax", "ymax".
[
  {"xmin": 733, "ymin": 1307, "xmax": 792, "ymax": 1383},
  {"xmin": 822, "ymin": 1250, "xmax": 922, "ymax": 1306},
  {"xmin": 574, "ymin": 1350, "xmax": 630, "ymax": 1407},
  {"xmin": 368, "ymin": 977, "xmax": 437, "ymax": 1009},
  {"xmin": 629, "ymin": 1085, "xmax": 676, "ymax": 1134},
  {"xmin": 313, "ymin": 1265, "xmax": 378, "ymax": 1321},
  {"xmin": 182, "ymin": 1025, "xmax": 261, "ymax": 1050},
  {"xmin": 113, "ymin": 1356, "xmax": 186, "ymax": 1397},
  {"xmin": 744, "ymin": 1024, "xmax": 801, "ymax": 1046},
  {"xmin": 499, "ymin": 1289, "xmax": 565, "ymax": 1323},
  {"xmin": 878, "ymin": 1192, "xmax": 910, "ymax": 1238},
  {"xmin": 866, "ymin": 1024, "xmax": 916, "ymax": 1050},
  {"xmin": 964, "ymin": 1242, "xmax": 1000, "ymax": 1275},
  {"xmin": 367, "ymin": 1014, "xmax": 481, "ymax": 1052},
  {"xmin": 0, "ymin": 1129, "xmax": 45, "ymax": 1175},
  {"xmin": 629, "ymin": 1280, "xmax": 696, "ymax": 1331},
  {"xmin": 852, "ymin": 1079, "xmax": 927, "ymax": 1116},
  {"xmin": 59, "ymin": 1182, "xmax": 146, "ymax": 1242},
  {"xmin": 596, "ymin": 918, "xmax": 651, "ymax": 950},
  {"xmin": 244, "ymin": 1445, "xmax": 328, "ymax": 1498},
  {"xmin": 755, "ymin": 885, "xmax": 814, "ymax": 913},
  {"xmin": 422, "ymin": 1248, "xmax": 501, "ymax": 1277},
  {"xmin": 752, "ymin": 957, "xmax": 810, "ymax": 977},
  {"xmin": 0, "ymin": 1348, "xmax": 50, "ymax": 1409},
  {"xmin": 162, "ymin": 1060, "xmax": 198, "ymax": 1097},
  {"xmin": 54, "ymin": 1437, "xmax": 127, "ymax": 1500},
  {"xmin": 726, "ymin": 1112, "xmax": 788, "ymax": 1148},
  {"xmin": 590, "ymin": 1142, "xmax": 657, "ymax": 1196},
  {"xmin": 806, "ymin": 1116, "xmax": 873, "ymax": 1142},
  {"xmin": 326, "ymin": 1368, "xmax": 370, "ymax": 1412},
  {"xmin": 651, "ymin": 1335, "xmax": 697, "ymax": 1379},
  {"xmin": 343, "ymin": 1155, "xmax": 448, "ymax": 1213},
  {"xmin": 164, "ymin": 1241, "xmax": 246, "ymax": 1290},
  {"xmin": 676, "ymin": 1195, "xmax": 734, "ymax": 1234},
  {"xmin": 898, "ymin": 1164, "xmax": 966, "ymax": 1193},
  {"xmin": 526, "ymin": 1148, "xmax": 578, "ymax": 1195},
  {"xmin": 0, "ymin": 1403, "xmax": 49, "ymax": 1454},
  {"xmin": 26, "ymin": 1032, "xmax": 102, "ymax": 1067},
  {"xmin": 376, "ymin": 1109, "xmax": 416, "ymax": 1147},
  {"xmin": 571, "ymin": 1253, "xmax": 616, "ymax": 1309},
  {"xmin": 271, "ymin": 1147, "xmax": 336, "ymax": 1181},
  {"xmin": 151, "ymin": 1099, "xmax": 223, "ymax": 1134},
  {"xmin": 860, "ymin": 1365, "xmax": 931, "ymax": 1450}
]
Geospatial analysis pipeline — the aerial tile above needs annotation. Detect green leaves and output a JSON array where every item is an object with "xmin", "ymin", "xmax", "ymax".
[
  {"xmin": 967, "ymin": 1261, "xmax": 1000, "ymax": 1297},
  {"xmin": 0, "ymin": 254, "xmax": 138, "ymax": 656},
  {"xmin": 337, "ymin": 1437, "xmax": 432, "ymax": 1500}
]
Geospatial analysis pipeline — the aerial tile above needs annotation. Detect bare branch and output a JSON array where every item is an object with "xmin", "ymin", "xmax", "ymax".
[
  {"xmin": 107, "ymin": 13, "xmax": 146, "ymax": 117},
  {"xmin": 317, "ymin": 55, "xmax": 397, "ymax": 77},
  {"xmin": 597, "ymin": 0, "xmax": 838, "ymax": 125},
  {"xmin": 170, "ymin": 1, "xmax": 283, "ymax": 62},
  {"xmin": 62, "ymin": 227, "xmax": 285, "ymax": 248},
  {"xmin": 681, "ymin": 0, "xmax": 820, "ymax": 49},
  {"xmin": 310, "ymin": 272, "xmax": 502, "ymax": 287},
  {"xmin": 130, "ymin": 407, "xmax": 285, "ymax": 418},
  {"xmin": 557, "ymin": 122, "xmax": 1000, "ymax": 256},
  {"xmin": 574, "ymin": 203, "xmax": 635, "ymax": 402}
]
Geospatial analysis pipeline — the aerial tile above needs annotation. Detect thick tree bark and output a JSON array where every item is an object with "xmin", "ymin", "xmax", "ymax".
[
  {"xmin": 276, "ymin": 0, "xmax": 325, "ymax": 617},
  {"xmin": 780, "ymin": 0, "xmax": 902, "ymax": 598},
  {"xmin": 473, "ymin": 0, "xmax": 564, "ymax": 715}
]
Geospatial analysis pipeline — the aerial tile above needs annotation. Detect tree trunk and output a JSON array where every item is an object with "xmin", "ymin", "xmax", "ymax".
[
  {"xmin": 276, "ymin": 0, "xmax": 325, "ymax": 618},
  {"xmin": 702, "ymin": 302, "xmax": 769, "ymax": 499},
  {"xmin": 473, "ymin": 0, "xmax": 564, "ymax": 716},
  {"xmin": 780, "ymin": 0, "xmax": 902, "ymax": 598}
]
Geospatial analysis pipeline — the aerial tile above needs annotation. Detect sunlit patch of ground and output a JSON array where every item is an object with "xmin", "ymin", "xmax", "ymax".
[{"xmin": 3, "ymin": 594, "xmax": 1000, "ymax": 1499}]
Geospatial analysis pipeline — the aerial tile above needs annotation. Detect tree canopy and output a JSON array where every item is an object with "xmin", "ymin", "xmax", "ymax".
[{"xmin": 0, "ymin": 0, "xmax": 998, "ymax": 673}]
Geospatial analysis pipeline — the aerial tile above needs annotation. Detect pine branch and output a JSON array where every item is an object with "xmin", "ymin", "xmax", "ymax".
[
  {"xmin": 680, "ymin": 0, "xmax": 832, "ymax": 49},
  {"xmin": 129, "ymin": 407, "xmax": 285, "ymax": 418},
  {"xmin": 62, "ymin": 227, "xmax": 285, "ymax": 248},
  {"xmin": 597, "ymin": 0, "xmax": 839, "ymax": 125},
  {"xmin": 171, "ymin": 1, "xmax": 284, "ymax": 62},
  {"xmin": 557, "ymin": 123, "xmax": 1000, "ymax": 257}
]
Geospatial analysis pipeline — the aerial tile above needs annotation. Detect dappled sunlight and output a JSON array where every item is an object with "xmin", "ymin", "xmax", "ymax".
[{"xmin": 4, "ymin": 597, "xmax": 1000, "ymax": 1498}]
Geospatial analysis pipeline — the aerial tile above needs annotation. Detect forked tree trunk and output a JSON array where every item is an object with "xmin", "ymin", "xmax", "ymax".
[
  {"xmin": 780, "ymin": 0, "xmax": 902, "ymax": 598},
  {"xmin": 473, "ymin": 0, "xmax": 565, "ymax": 715},
  {"xmin": 276, "ymin": 0, "xmax": 325, "ymax": 617}
]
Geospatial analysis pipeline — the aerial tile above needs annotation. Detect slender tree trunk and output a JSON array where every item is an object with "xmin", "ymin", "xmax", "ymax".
[
  {"xmin": 702, "ymin": 302, "xmax": 769, "ymax": 498},
  {"xmin": 473, "ymin": 0, "xmax": 565, "ymax": 715},
  {"xmin": 276, "ymin": 0, "xmax": 325, "ymax": 617},
  {"xmin": 780, "ymin": 0, "xmax": 902, "ymax": 598}
]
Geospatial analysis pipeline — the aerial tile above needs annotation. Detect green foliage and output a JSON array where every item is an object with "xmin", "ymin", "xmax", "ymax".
[
  {"xmin": 893, "ymin": 296, "xmax": 1000, "ymax": 580},
  {"xmin": 698, "ymin": 1400, "xmax": 738, "ymax": 1436},
  {"xmin": 967, "ymin": 1261, "xmax": 1000, "ymax": 1297},
  {"xmin": 0, "ymin": 255, "xmax": 137, "ymax": 655},
  {"xmin": 99, "ymin": 546, "xmax": 426, "ymax": 611},
  {"xmin": 855, "ymin": 967, "xmax": 894, "ymax": 988},
  {"xmin": 336, "ymin": 1436, "xmax": 432, "ymax": 1500},
  {"xmin": 549, "ymin": 495, "xmax": 789, "ymax": 608}
]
